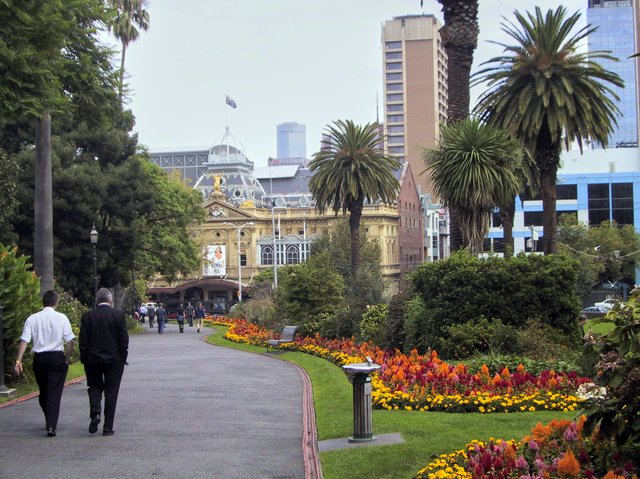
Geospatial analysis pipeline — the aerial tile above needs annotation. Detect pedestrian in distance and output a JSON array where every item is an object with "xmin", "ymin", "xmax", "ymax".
[
  {"xmin": 195, "ymin": 302, "xmax": 205, "ymax": 333},
  {"xmin": 176, "ymin": 303, "xmax": 185, "ymax": 333},
  {"xmin": 156, "ymin": 303, "xmax": 168, "ymax": 335},
  {"xmin": 185, "ymin": 302, "xmax": 195, "ymax": 327},
  {"xmin": 147, "ymin": 304, "xmax": 155, "ymax": 328},
  {"xmin": 14, "ymin": 290, "xmax": 76, "ymax": 437},
  {"xmin": 138, "ymin": 304, "xmax": 147, "ymax": 324},
  {"xmin": 79, "ymin": 288, "xmax": 129, "ymax": 436}
]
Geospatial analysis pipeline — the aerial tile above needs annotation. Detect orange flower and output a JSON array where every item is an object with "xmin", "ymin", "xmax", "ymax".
[
  {"xmin": 480, "ymin": 364, "xmax": 490, "ymax": 376},
  {"xmin": 557, "ymin": 450, "xmax": 580, "ymax": 478},
  {"xmin": 517, "ymin": 363, "xmax": 525, "ymax": 375},
  {"xmin": 532, "ymin": 422, "xmax": 552, "ymax": 444},
  {"xmin": 503, "ymin": 443, "xmax": 517, "ymax": 463},
  {"xmin": 603, "ymin": 471, "xmax": 625, "ymax": 479},
  {"xmin": 501, "ymin": 367, "xmax": 511, "ymax": 378}
]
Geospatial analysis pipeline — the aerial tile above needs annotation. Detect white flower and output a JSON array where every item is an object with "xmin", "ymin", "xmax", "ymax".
[{"xmin": 576, "ymin": 382, "xmax": 607, "ymax": 400}]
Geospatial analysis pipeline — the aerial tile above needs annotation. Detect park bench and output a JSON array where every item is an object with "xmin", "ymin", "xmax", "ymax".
[{"xmin": 266, "ymin": 325, "xmax": 298, "ymax": 351}]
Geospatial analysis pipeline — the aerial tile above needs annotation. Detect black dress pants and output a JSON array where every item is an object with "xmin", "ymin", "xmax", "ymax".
[
  {"xmin": 84, "ymin": 361, "xmax": 125, "ymax": 431},
  {"xmin": 32, "ymin": 351, "xmax": 68, "ymax": 430}
]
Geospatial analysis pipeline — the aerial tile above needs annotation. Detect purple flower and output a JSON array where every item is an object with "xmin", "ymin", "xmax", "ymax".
[
  {"xmin": 516, "ymin": 456, "xmax": 529, "ymax": 469},
  {"xmin": 563, "ymin": 425, "xmax": 578, "ymax": 442},
  {"xmin": 528, "ymin": 440, "xmax": 539, "ymax": 451}
]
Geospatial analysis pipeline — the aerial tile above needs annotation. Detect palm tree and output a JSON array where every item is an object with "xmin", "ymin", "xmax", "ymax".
[
  {"xmin": 434, "ymin": 0, "xmax": 480, "ymax": 252},
  {"xmin": 109, "ymin": 0, "xmax": 149, "ymax": 105},
  {"xmin": 423, "ymin": 118, "xmax": 522, "ymax": 254},
  {"xmin": 474, "ymin": 6, "xmax": 623, "ymax": 254},
  {"xmin": 308, "ymin": 120, "xmax": 400, "ymax": 275}
]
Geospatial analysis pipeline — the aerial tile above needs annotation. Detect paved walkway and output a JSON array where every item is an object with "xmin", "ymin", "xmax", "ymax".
[{"xmin": 0, "ymin": 323, "xmax": 310, "ymax": 479}]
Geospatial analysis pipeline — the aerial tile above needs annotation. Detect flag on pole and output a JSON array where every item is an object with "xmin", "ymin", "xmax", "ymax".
[{"xmin": 225, "ymin": 95, "xmax": 237, "ymax": 109}]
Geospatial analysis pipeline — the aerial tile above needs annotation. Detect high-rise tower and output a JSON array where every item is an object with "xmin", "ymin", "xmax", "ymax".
[
  {"xmin": 588, "ymin": 0, "xmax": 638, "ymax": 147},
  {"xmin": 276, "ymin": 122, "xmax": 307, "ymax": 161},
  {"xmin": 381, "ymin": 14, "xmax": 447, "ymax": 197}
]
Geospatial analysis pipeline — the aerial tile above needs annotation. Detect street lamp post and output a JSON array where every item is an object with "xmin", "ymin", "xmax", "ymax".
[
  {"xmin": 224, "ymin": 222, "xmax": 254, "ymax": 302},
  {"xmin": 90, "ymin": 223, "xmax": 99, "ymax": 307}
]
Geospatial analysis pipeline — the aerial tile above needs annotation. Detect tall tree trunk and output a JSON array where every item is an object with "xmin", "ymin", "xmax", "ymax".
[
  {"xmin": 34, "ymin": 113, "xmax": 54, "ymax": 294},
  {"xmin": 118, "ymin": 41, "xmax": 127, "ymax": 106},
  {"xmin": 535, "ymin": 127, "xmax": 561, "ymax": 255},
  {"xmin": 348, "ymin": 202, "xmax": 363, "ymax": 277},
  {"xmin": 438, "ymin": 0, "xmax": 479, "ymax": 253},
  {"xmin": 500, "ymin": 200, "xmax": 515, "ymax": 258},
  {"xmin": 113, "ymin": 282, "xmax": 125, "ymax": 310}
]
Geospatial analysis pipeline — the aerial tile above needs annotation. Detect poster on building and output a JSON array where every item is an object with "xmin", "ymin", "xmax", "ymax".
[{"xmin": 203, "ymin": 245, "xmax": 226, "ymax": 276}]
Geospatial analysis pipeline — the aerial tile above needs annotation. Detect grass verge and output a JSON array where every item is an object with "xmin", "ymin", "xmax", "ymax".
[
  {"xmin": 205, "ymin": 326, "xmax": 579, "ymax": 479},
  {"xmin": 0, "ymin": 362, "xmax": 85, "ymax": 405}
]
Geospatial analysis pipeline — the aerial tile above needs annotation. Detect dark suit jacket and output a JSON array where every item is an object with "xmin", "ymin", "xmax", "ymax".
[{"xmin": 80, "ymin": 304, "xmax": 129, "ymax": 366}]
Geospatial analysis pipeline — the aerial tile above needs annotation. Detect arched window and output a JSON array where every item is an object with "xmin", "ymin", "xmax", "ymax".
[
  {"xmin": 261, "ymin": 245, "xmax": 274, "ymax": 265},
  {"xmin": 285, "ymin": 245, "xmax": 300, "ymax": 264}
]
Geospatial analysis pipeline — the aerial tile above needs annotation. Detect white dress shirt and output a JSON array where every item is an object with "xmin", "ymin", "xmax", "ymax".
[{"xmin": 20, "ymin": 306, "xmax": 75, "ymax": 353}]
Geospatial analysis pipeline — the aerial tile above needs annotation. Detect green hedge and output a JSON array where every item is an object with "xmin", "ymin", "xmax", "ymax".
[
  {"xmin": 409, "ymin": 251, "xmax": 582, "ymax": 355},
  {"xmin": 0, "ymin": 244, "xmax": 41, "ymax": 383}
]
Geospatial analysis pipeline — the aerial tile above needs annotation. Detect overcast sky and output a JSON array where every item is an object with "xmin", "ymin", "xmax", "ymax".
[{"xmin": 119, "ymin": 0, "xmax": 586, "ymax": 166}]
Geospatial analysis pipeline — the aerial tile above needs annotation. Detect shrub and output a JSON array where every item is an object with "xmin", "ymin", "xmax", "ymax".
[
  {"xmin": 403, "ymin": 294, "xmax": 430, "ymax": 353},
  {"xmin": 443, "ymin": 316, "xmax": 519, "ymax": 359},
  {"xmin": 409, "ymin": 251, "xmax": 582, "ymax": 355},
  {"xmin": 55, "ymin": 287, "xmax": 89, "ymax": 362},
  {"xmin": 0, "ymin": 244, "xmax": 41, "ymax": 384},
  {"xmin": 583, "ymin": 288, "xmax": 640, "ymax": 468},
  {"xmin": 359, "ymin": 304, "xmax": 387, "ymax": 344},
  {"xmin": 383, "ymin": 288, "xmax": 413, "ymax": 351}
]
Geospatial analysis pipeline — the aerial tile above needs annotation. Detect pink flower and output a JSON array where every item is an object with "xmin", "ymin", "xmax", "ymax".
[
  {"xmin": 516, "ymin": 456, "xmax": 529, "ymax": 469},
  {"xmin": 528, "ymin": 440, "xmax": 540, "ymax": 451}
]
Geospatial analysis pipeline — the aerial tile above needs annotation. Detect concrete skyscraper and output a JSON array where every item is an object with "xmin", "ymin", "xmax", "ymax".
[
  {"xmin": 276, "ymin": 122, "xmax": 307, "ymax": 161},
  {"xmin": 381, "ymin": 14, "xmax": 447, "ymax": 197},
  {"xmin": 588, "ymin": 0, "xmax": 638, "ymax": 147}
]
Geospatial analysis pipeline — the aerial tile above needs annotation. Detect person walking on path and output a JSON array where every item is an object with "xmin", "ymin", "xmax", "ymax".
[
  {"xmin": 138, "ymin": 304, "xmax": 147, "ymax": 324},
  {"xmin": 195, "ymin": 302, "xmax": 205, "ymax": 333},
  {"xmin": 14, "ymin": 290, "xmax": 76, "ymax": 437},
  {"xmin": 147, "ymin": 304, "xmax": 155, "ymax": 329},
  {"xmin": 185, "ymin": 302, "xmax": 195, "ymax": 328},
  {"xmin": 176, "ymin": 304, "xmax": 185, "ymax": 333},
  {"xmin": 156, "ymin": 303, "xmax": 168, "ymax": 335},
  {"xmin": 80, "ymin": 288, "xmax": 129, "ymax": 436}
]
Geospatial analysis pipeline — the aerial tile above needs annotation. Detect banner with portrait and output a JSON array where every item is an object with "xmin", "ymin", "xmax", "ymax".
[{"xmin": 203, "ymin": 244, "xmax": 226, "ymax": 276}]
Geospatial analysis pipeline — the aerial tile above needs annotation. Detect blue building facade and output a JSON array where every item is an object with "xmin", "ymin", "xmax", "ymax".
[{"xmin": 588, "ymin": 0, "xmax": 638, "ymax": 147}]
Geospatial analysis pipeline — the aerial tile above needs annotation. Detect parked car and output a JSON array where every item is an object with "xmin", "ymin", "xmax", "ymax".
[
  {"xmin": 594, "ymin": 298, "xmax": 618, "ymax": 311},
  {"xmin": 579, "ymin": 306, "xmax": 608, "ymax": 320}
]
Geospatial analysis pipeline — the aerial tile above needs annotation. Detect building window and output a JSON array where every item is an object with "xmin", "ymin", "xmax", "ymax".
[
  {"xmin": 388, "ymin": 146, "xmax": 405, "ymax": 154},
  {"xmin": 386, "ymin": 93, "xmax": 403, "ymax": 102},
  {"xmin": 285, "ymin": 245, "xmax": 300, "ymax": 264},
  {"xmin": 385, "ymin": 51, "xmax": 402, "ymax": 60},
  {"xmin": 386, "ymin": 83, "xmax": 403, "ymax": 91},
  {"xmin": 388, "ymin": 135, "xmax": 404, "ymax": 144},
  {"xmin": 240, "ymin": 253, "xmax": 247, "ymax": 267},
  {"xmin": 587, "ymin": 183, "xmax": 633, "ymax": 226},
  {"xmin": 386, "ymin": 72, "xmax": 403, "ymax": 81},
  {"xmin": 557, "ymin": 184, "xmax": 577, "ymax": 200},
  {"xmin": 386, "ymin": 62, "xmax": 402, "ymax": 71},
  {"xmin": 613, "ymin": 183, "xmax": 634, "ymax": 225},
  {"xmin": 387, "ymin": 125, "xmax": 404, "ymax": 133},
  {"xmin": 387, "ymin": 104, "xmax": 403, "ymax": 112},
  {"xmin": 261, "ymin": 245, "xmax": 273, "ymax": 265},
  {"xmin": 491, "ymin": 211, "xmax": 503, "ymax": 228},
  {"xmin": 386, "ymin": 41, "xmax": 402, "ymax": 49},
  {"xmin": 387, "ymin": 114, "xmax": 404, "ymax": 122},
  {"xmin": 524, "ymin": 211, "xmax": 544, "ymax": 227}
]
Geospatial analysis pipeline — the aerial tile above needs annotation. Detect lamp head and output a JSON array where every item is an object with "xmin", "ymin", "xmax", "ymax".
[{"xmin": 90, "ymin": 223, "xmax": 99, "ymax": 244}]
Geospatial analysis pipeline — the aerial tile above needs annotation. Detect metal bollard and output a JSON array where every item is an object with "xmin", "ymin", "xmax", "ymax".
[
  {"xmin": 342, "ymin": 361, "xmax": 381, "ymax": 443},
  {"xmin": 0, "ymin": 305, "xmax": 17, "ymax": 397}
]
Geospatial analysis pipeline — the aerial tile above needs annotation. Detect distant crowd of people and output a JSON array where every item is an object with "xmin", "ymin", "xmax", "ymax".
[{"xmin": 136, "ymin": 302, "xmax": 206, "ymax": 334}]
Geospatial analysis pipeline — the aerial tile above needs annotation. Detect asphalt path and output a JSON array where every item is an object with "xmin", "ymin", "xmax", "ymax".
[{"xmin": 0, "ymin": 322, "xmax": 305, "ymax": 479}]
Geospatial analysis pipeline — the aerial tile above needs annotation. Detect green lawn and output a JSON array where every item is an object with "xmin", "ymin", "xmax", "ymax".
[
  {"xmin": 583, "ymin": 317, "xmax": 615, "ymax": 336},
  {"xmin": 205, "ymin": 327, "xmax": 578, "ymax": 479}
]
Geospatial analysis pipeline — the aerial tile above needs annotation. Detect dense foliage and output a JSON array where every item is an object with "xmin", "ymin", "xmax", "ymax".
[
  {"xmin": 583, "ymin": 289, "xmax": 640, "ymax": 468},
  {"xmin": 0, "ymin": 245, "xmax": 41, "ymax": 382},
  {"xmin": 409, "ymin": 251, "xmax": 582, "ymax": 357}
]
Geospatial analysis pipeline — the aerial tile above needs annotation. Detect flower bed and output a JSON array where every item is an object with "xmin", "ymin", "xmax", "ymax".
[
  {"xmin": 209, "ymin": 318, "xmax": 590, "ymax": 414},
  {"xmin": 415, "ymin": 417, "xmax": 639, "ymax": 479}
]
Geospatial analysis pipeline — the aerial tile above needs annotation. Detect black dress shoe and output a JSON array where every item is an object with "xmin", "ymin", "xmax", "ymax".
[
  {"xmin": 47, "ymin": 427, "xmax": 56, "ymax": 437},
  {"xmin": 102, "ymin": 429, "xmax": 114, "ymax": 436},
  {"xmin": 89, "ymin": 415, "xmax": 100, "ymax": 434}
]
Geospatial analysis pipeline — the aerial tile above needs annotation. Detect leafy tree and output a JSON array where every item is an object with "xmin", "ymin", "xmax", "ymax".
[
  {"xmin": 474, "ymin": 6, "xmax": 623, "ymax": 255},
  {"xmin": 0, "ymin": 149, "xmax": 19, "ymax": 244},
  {"xmin": 423, "ymin": 118, "xmax": 522, "ymax": 254},
  {"xmin": 271, "ymin": 252, "xmax": 346, "ymax": 336},
  {"xmin": 108, "ymin": 0, "xmax": 150, "ymax": 104},
  {"xmin": 433, "ymin": 0, "xmax": 480, "ymax": 252},
  {"xmin": 308, "ymin": 120, "xmax": 400, "ymax": 276},
  {"xmin": 558, "ymin": 215, "xmax": 640, "ymax": 300}
]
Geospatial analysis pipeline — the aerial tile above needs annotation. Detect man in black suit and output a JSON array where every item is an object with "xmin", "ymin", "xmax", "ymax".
[{"xmin": 79, "ymin": 287, "xmax": 129, "ymax": 436}]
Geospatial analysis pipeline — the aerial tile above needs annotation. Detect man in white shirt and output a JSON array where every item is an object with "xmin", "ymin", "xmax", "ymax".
[{"xmin": 14, "ymin": 290, "xmax": 76, "ymax": 437}]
